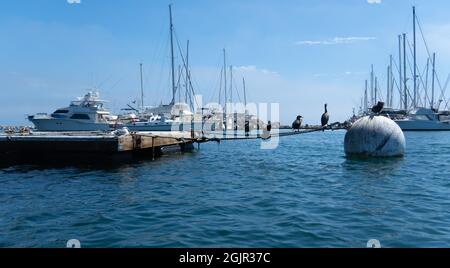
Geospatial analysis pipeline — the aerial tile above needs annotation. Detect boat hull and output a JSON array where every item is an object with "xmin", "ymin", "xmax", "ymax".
[
  {"xmin": 30, "ymin": 118, "xmax": 112, "ymax": 132},
  {"xmin": 394, "ymin": 119, "xmax": 450, "ymax": 131}
]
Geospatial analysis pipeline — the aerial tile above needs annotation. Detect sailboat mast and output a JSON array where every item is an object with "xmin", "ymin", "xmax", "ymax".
[
  {"xmin": 364, "ymin": 80, "xmax": 368, "ymax": 112},
  {"xmin": 370, "ymin": 64, "xmax": 374, "ymax": 105},
  {"xmin": 390, "ymin": 55, "xmax": 394, "ymax": 107},
  {"xmin": 185, "ymin": 40, "xmax": 189, "ymax": 104},
  {"xmin": 169, "ymin": 4, "xmax": 176, "ymax": 105},
  {"xmin": 223, "ymin": 49, "xmax": 227, "ymax": 117},
  {"xmin": 425, "ymin": 58, "xmax": 430, "ymax": 106},
  {"xmin": 230, "ymin": 65, "xmax": 233, "ymax": 105},
  {"xmin": 140, "ymin": 63, "xmax": 144, "ymax": 110},
  {"xmin": 431, "ymin": 52, "xmax": 436, "ymax": 109},
  {"xmin": 375, "ymin": 76, "xmax": 378, "ymax": 102},
  {"xmin": 403, "ymin": 33, "xmax": 407, "ymax": 110},
  {"xmin": 243, "ymin": 77, "xmax": 247, "ymax": 107},
  {"xmin": 398, "ymin": 35, "xmax": 403, "ymax": 109},
  {"xmin": 413, "ymin": 6, "xmax": 417, "ymax": 108},
  {"xmin": 387, "ymin": 65, "xmax": 390, "ymax": 107}
]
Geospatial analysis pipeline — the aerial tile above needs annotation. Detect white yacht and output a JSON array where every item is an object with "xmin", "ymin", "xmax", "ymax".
[
  {"xmin": 393, "ymin": 108, "xmax": 450, "ymax": 131},
  {"xmin": 124, "ymin": 104, "xmax": 204, "ymax": 132},
  {"xmin": 28, "ymin": 91, "xmax": 118, "ymax": 132}
]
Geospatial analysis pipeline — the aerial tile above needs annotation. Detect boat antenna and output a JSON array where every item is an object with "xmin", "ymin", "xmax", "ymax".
[{"xmin": 169, "ymin": 4, "xmax": 176, "ymax": 105}]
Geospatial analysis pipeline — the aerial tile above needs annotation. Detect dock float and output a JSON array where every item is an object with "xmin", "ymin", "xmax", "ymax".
[{"xmin": 0, "ymin": 131, "xmax": 196, "ymax": 164}]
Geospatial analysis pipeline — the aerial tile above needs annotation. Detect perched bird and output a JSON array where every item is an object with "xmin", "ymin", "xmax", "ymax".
[
  {"xmin": 266, "ymin": 121, "xmax": 272, "ymax": 132},
  {"xmin": 292, "ymin": 115, "xmax": 303, "ymax": 132},
  {"xmin": 321, "ymin": 104, "xmax": 329, "ymax": 131},
  {"xmin": 371, "ymin": 101, "xmax": 385, "ymax": 114}
]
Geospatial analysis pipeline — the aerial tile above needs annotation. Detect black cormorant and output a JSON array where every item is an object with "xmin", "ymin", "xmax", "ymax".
[
  {"xmin": 371, "ymin": 101, "xmax": 385, "ymax": 114},
  {"xmin": 321, "ymin": 104, "xmax": 329, "ymax": 131},
  {"xmin": 292, "ymin": 115, "xmax": 303, "ymax": 132},
  {"xmin": 266, "ymin": 121, "xmax": 272, "ymax": 132}
]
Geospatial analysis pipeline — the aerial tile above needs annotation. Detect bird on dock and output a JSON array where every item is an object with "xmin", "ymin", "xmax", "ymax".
[
  {"xmin": 266, "ymin": 121, "xmax": 272, "ymax": 132},
  {"xmin": 244, "ymin": 120, "xmax": 250, "ymax": 136},
  {"xmin": 321, "ymin": 104, "xmax": 329, "ymax": 131},
  {"xmin": 292, "ymin": 115, "xmax": 303, "ymax": 132},
  {"xmin": 371, "ymin": 101, "xmax": 385, "ymax": 114}
]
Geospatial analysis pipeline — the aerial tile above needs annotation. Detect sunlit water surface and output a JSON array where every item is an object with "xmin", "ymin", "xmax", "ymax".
[{"xmin": 1, "ymin": 131, "xmax": 450, "ymax": 247}]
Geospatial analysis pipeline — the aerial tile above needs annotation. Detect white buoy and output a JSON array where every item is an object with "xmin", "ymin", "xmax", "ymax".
[{"xmin": 344, "ymin": 115, "xmax": 405, "ymax": 157}]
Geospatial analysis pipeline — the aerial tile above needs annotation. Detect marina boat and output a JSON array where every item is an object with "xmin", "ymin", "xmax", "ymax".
[
  {"xmin": 393, "ymin": 108, "xmax": 450, "ymax": 131},
  {"xmin": 357, "ymin": 6, "xmax": 450, "ymax": 131},
  {"xmin": 123, "ymin": 112, "xmax": 199, "ymax": 132},
  {"xmin": 28, "ymin": 91, "xmax": 118, "ymax": 132}
]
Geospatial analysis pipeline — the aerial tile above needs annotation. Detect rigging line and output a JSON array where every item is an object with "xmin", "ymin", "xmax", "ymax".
[
  {"xmin": 392, "ymin": 76, "xmax": 403, "ymax": 103},
  {"xmin": 391, "ymin": 58, "xmax": 402, "ymax": 92},
  {"xmin": 208, "ymin": 66, "xmax": 223, "ymax": 104},
  {"xmin": 108, "ymin": 77, "xmax": 124, "ymax": 92},
  {"xmin": 218, "ymin": 66, "xmax": 223, "ymax": 106},
  {"xmin": 210, "ymin": 53, "xmax": 229, "ymax": 104},
  {"xmin": 439, "ymin": 74, "xmax": 450, "ymax": 107},
  {"xmin": 145, "ymin": 18, "xmax": 167, "ymax": 101},
  {"xmin": 416, "ymin": 16, "xmax": 448, "ymax": 103},
  {"xmin": 154, "ymin": 32, "xmax": 171, "ymax": 105},
  {"xmin": 173, "ymin": 31, "xmax": 202, "ymax": 110},
  {"xmin": 96, "ymin": 74, "xmax": 114, "ymax": 90},
  {"xmin": 233, "ymin": 82, "xmax": 242, "ymax": 103},
  {"xmin": 405, "ymin": 37, "xmax": 429, "ymax": 106}
]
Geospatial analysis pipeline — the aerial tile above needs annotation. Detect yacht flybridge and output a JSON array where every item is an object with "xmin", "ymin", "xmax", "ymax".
[{"xmin": 28, "ymin": 91, "xmax": 118, "ymax": 132}]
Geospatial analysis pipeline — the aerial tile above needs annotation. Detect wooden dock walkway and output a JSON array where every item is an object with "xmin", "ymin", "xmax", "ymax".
[{"xmin": 0, "ymin": 131, "xmax": 196, "ymax": 164}]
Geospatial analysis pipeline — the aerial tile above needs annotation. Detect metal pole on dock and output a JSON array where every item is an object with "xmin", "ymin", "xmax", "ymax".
[{"xmin": 152, "ymin": 137, "xmax": 155, "ymax": 161}]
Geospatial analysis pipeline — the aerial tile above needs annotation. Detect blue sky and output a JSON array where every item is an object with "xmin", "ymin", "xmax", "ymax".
[{"xmin": 1, "ymin": 0, "xmax": 450, "ymax": 125}]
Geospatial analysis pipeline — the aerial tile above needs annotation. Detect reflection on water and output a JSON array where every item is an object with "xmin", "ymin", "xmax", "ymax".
[{"xmin": 343, "ymin": 157, "xmax": 404, "ymax": 178}]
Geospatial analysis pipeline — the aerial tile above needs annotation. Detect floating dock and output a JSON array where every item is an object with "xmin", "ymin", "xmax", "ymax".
[{"xmin": 0, "ymin": 131, "xmax": 196, "ymax": 164}]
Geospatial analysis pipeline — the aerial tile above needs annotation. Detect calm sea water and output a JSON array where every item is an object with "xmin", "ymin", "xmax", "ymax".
[{"xmin": 1, "ymin": 130, "xmax": 450, "ymax": 248}]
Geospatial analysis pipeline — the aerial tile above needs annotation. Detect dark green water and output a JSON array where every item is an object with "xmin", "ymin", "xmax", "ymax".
[{"xmin": 1, "ymin": 131, "xmax": 450, "ymax": 247}]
